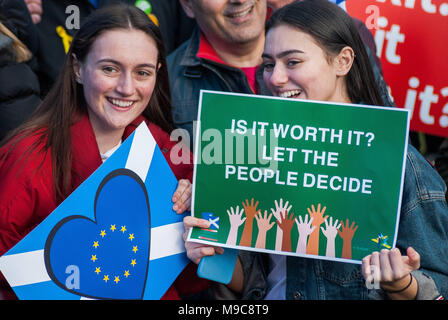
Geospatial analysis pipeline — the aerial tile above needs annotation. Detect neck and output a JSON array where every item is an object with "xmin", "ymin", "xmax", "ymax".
[
  {"xmin": 88, "ymin": 113, "xmax": 124, "ymax": 154},
  {"xmin": 332, "ymin": 78, "xmax": 352, "ymax": 104},
  {"xmin": 95, "ymin": 131, "xmax": 123, "ymax": 154},
  {"xmin": 209, "ymin": 34, "xmax": 265, "ymax": 68}
]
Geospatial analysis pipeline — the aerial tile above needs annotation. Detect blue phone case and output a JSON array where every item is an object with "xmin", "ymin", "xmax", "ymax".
[{"xmin": 197, "ymin": 248, "xmax": 238, "ymax": 284}]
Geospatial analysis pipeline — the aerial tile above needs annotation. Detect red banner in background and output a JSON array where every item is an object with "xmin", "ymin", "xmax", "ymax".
[{"xmin": 345, "ymin": 0, "xmax": 448, "ymax": 137}]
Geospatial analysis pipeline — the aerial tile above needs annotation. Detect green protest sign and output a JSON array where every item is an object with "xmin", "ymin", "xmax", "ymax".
[{"xmin": 189, "ymin": 90, "xmax": 409, "ymax": 263}]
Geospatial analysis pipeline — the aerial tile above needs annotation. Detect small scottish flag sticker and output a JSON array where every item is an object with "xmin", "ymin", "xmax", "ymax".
[{"xmin": 198, "ymin": 212, "xmax": 220, "ymax": 242}]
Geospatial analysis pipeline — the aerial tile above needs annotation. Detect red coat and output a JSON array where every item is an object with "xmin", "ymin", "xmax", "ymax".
[{"xmin": 0, "ymin": 113, "xmax": 207, "ymax": 299}]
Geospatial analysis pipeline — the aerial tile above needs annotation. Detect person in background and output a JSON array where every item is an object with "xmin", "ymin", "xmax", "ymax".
[
  {"xmin": 0, "ymin": 3, "xmax": 41, "ymax": 141},
  {"xmin": 182, "ymin": 0, "xmax": 448, "ymax": 300},
  {"xmin": 0, "ymin": 4, "xmax": 206, "ymax": 300}
]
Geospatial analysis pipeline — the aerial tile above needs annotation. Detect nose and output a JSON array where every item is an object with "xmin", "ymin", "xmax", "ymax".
[
  {"xmin": 268, "ymin": 64, "xmax": 288, "ymax": 88},
  {"xmin": 116, "ymin": 72, "xmax": 135, "ymax": 96}
]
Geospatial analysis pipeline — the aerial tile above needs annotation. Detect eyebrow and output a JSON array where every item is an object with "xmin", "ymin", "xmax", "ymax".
[
  {"xmin": 262, "ymin": 49, "xmax": 305, "ymax": 59},
  {"xmin": 97, "ymin": 58, "xmax": 157, "ymax": 69}
]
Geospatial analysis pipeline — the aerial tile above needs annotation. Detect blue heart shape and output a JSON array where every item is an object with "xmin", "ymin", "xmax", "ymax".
[{"xmin": 44, "ymin": 169, "xmax": 150, "ymax": 300}]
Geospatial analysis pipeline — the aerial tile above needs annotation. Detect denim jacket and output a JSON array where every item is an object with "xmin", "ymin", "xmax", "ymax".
[{"xmin": 233, "ymin": 144, "xmax": 448, "ymax": 300}]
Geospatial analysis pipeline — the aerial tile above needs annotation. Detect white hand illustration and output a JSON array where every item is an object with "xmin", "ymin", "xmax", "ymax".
[
  {"xmin": 320, "ymin": 216, "xmax": 341, "ymax": 257},
  {"xmin": 270, "ymin": 199, "xmax": 292, "ymax": 251}
]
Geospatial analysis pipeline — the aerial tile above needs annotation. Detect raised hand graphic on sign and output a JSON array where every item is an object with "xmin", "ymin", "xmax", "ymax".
[
  {"xmin": 321, "ymin": 217, "xmax": 341, "ymax": 258},
  {"xmin": 306, "ymin": 204, "xmax": 329, "ymax": 255},
  {"xmin": 295, "ymin": 214, "xmax": 315, "ymax": 254},
  {"xmin": 226, "ymin": 205, "xmax": 246, "ymax": 245},
  {"xmin": 270, "ymin": 199, "xmax": 293, "ymax": 251},
  {"xmin": 239, "ymin": 198, "xmax": 260, "ymax": 247},
  {"xmin": 277, "ymin": 210, "xmax": 296, "ymax": 252},
  {"xmin": 338, "ymin": 219, "xmax": 358, "ymax": 259}
]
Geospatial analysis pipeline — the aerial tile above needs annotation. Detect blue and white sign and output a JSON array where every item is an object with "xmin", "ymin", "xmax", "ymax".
[{"xmin": 0, "ymin": 123, "xmax": 189, "ymax": 300}]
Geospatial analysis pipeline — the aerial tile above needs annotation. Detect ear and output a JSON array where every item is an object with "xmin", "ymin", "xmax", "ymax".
[
  {"xmin": 179, "ymin": 0, "xmax": 196, "ymax": 19},
  {"xmin": 72, "ymin": 53, "xmax": 83, "ymax": 84},
  {"xmin": 334, "ymin": 46, "xmax": 355, "ymax": 77}
]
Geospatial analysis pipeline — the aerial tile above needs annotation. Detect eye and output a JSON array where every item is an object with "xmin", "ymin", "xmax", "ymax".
[
  {"xmin": 136, "ymin": 70, "xmax": 153, "ymax": 78},
  {"xmin": 102, "ymin": 66, "xmax": 118, "ymax": 74},
  {"xmin": 262, "ymin": 61, "xmax": 275, "ymax": 72},
  {"xmin": 287, "ymin": 59, "xmax": 301, "ymax": 67}
]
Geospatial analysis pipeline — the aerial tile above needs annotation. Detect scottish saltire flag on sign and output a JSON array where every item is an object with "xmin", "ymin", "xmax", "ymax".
[{"xmin": 0, "ymin": 123, "xmax": 189, "ymax": 300}]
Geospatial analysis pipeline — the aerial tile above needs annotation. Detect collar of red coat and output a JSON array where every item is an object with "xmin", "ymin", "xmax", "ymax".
[
  {"xmin": 196, "ymin": 32, "xmax": 227, "ymax": 65},
  {"xmin": 70, "ymin": 113, "xmax": 147, "ymax": 188}
]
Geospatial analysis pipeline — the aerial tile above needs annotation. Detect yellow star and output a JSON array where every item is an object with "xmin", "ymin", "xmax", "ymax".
[
  {"xmin": 100, "ymin": 230, "xmax": 106, "ymax": 238},
  {"xmin": 124, "ymin": 270, "xmax": 130, "ymax": 278},
  {"xmin": 114, "ymin": 276, "xmax": 120, "ymax": 284},
  {"xmin": 95, "ymin": 267, "xmax": 101, "ymax": 275},
  {"xmin": 131, "ymin": 259, "xmax": 137, "ymax": 267},
  {"xmin": 103, "ymin": 275, "xmax": 109, "ymax": 282},
  {"xmin": 93, "ymin": 241, "xmax": 99, "ymax": 249},
  {"xmin": 128, "ymin": 233, "xmax": 135, "ymax": 241},
  {"xmin": 132, "ymin": 245, "xmax": 138, "ymax": 253},
  {"xmin": 120, "ymin": 226, "xmax": 127, "ymax": 233},
  {"xmin": 91, "ymin": 254, "xmax": 97, "ymax": 262},
  {"xmin": 110, "ymin": 224, "xmax": 116, "ymax": 232}
]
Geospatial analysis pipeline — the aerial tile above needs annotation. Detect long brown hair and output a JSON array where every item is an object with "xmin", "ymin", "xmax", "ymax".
[{"xmin": 1, "ymin": 4, "xmax": 173, "ymax": 202}]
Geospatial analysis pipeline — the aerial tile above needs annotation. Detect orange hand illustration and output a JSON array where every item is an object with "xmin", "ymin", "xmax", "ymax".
[
  {"xmin": 338, "ymin": 219, "xmax": 358, "ymax": 259},
  {"xmin": 307, "ymin": 203, "xmax": 328, "ymax": 227},
  {"xmin": 239, "ymin": 198, "xmax": 260, "ymax": 247},
  {"xmin": 306, "ymin": 203, "xmax": 329, "ymax": 255}
]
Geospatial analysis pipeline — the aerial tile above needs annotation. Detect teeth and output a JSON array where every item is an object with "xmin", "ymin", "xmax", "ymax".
[
  {"xmin": 110, "ymin": 98, "xmax": 133, "ymax": 108},
  {"xmin": 228, "ymin": 7, "xmax": 252, "ymax": 18},
  {"xmin": 279, "ymin": 90, "xmax": 302, "ymax": 98}
]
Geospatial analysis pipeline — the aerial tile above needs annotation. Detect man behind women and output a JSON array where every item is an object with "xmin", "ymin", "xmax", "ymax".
[
  {"xmin": 182, "ymin": 0, "xmax": 448, "ymax": 300},
  {"xmin": 0, "ymin": 4, "xmax": 206, "ymax": 300}
]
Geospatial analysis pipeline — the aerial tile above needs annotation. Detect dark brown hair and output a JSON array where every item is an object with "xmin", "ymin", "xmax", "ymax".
[{"xmin": 1, "ymin": 4, "xmax": 173, "ymax": 202}]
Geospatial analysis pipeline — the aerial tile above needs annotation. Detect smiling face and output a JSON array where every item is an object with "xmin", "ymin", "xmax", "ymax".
[
  {"xmin": 74, "ymin": 28, "xmax": 159, "ymax": 141},
  {"xmin": 182, "ymin": 0, "xmax": 266, "ymax": 46},
  {"xmin": 262, "ymin": 24, "xmax": 352, "ymax": 103}
]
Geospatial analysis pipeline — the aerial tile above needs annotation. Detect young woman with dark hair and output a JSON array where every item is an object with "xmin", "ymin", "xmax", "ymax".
[
  {"xmin": 0, "ymin": 4, "xmax": 205, "ymax": 300},
  {"xmin": 182, "ymin": 0, "xmax": 448, "ymax": 300}
]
